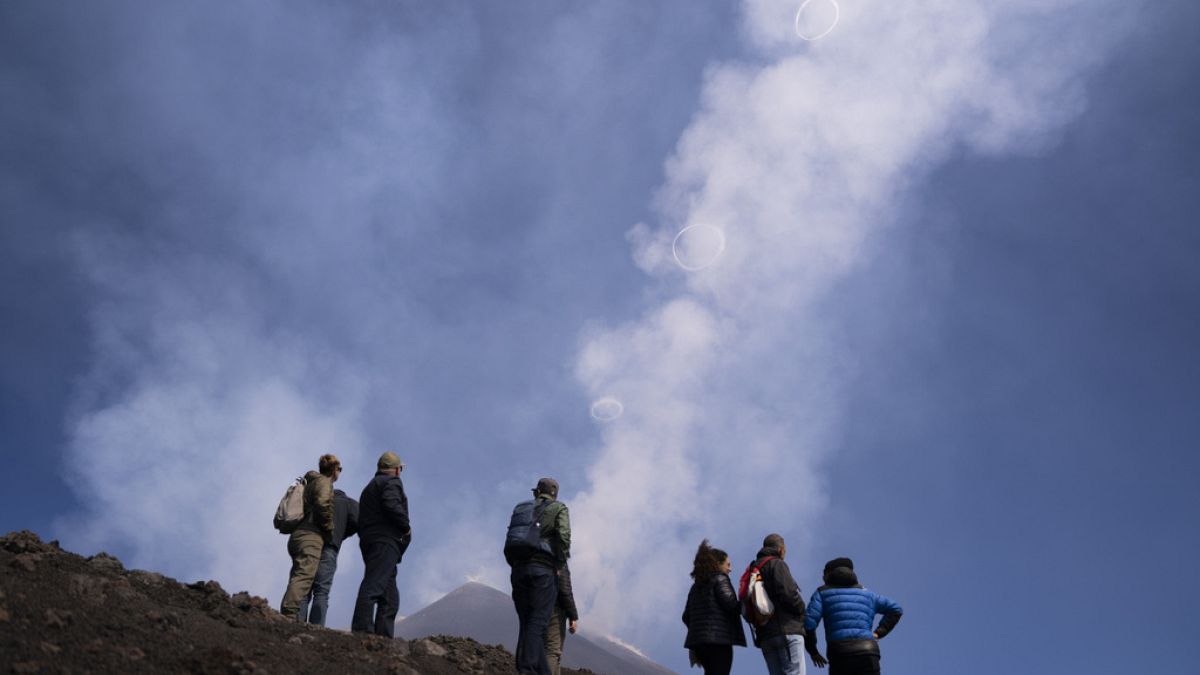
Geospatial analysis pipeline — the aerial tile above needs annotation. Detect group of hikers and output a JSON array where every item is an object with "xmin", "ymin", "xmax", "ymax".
[
  {"xmin": 275, "ymin": 452, "xmax": 411, "ymax": 635},
  {"xmin": 273, "ymin": 453, "xmax": 577, "ymax": 674},
  {"xmin": 682, "ymin": 537, "xmax": 902, "ymax": 675},
  {"xmin": 274, "ymin": 453, "xmax": 901, "ymax": 675}
]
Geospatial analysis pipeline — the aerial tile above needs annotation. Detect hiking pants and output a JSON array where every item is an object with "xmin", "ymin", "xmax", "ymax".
[
  {"xmin": 693, "ymin": 644, "xmax": 734, "ymax": 675},
  {"xmin": 511, "ymin": 562, "xmax": 557, "ymax": 675},
  {"xmin": 544, "ymin": 604, "xmax": 567, "ymax": 675},
  {"xmin": 280, "ymin": 530, "xmax": 324, "ymax": 618},
  {"xmin": 829, "ymin": 652, "xmax": 881, "ymax": 675},
  {"xmin": 351, "ymin": 539, "xmax": 402, "ymax": 636},
  {"xmin": 298, "ymin": 544, "xmax": 339, "ymax": 626},
  {"xmin": 761, "ymin": 634, "xmax": 807, "ymax": 675}
]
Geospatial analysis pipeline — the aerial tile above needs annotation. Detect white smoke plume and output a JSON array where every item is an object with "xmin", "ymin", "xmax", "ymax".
[
  {"xmin": 39, "ymin": 0, "xmax": 1138, "ymax": 657},
  {"xmin": 568, "ymin": 0, "xmax": 1134, "ymax": 636}
]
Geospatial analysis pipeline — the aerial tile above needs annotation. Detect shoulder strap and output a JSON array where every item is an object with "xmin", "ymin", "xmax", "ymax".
[{"xmin": 532, "ymin": 499, "xmax": 553, "ymax": 537}]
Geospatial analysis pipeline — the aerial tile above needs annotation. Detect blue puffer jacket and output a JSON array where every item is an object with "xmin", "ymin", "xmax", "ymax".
[{"xmin": 804, "ymin": 568, "xmax": 902, "ymax": 643}]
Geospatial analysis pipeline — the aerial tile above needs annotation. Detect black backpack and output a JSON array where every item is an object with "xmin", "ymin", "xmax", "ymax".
[{"xmin": 504, "ymin": 498, "xmax": 554, "ymax": 565}]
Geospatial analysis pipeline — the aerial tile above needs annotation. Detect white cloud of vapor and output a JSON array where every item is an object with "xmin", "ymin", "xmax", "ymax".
[
  {"xmin": 45, "ymin": 0, "xmax": 731, "ymax": 623},
  {"xmin": 37, "ymin": 0, "xmax": 1138, "ymax": 658},
  {"xmin": 49, "ymin": 0, "xmax": 473, "ymax": 606},
  {"xmin": 567, "ymin": 0, "xmax": 1135, "ymax": 639}
]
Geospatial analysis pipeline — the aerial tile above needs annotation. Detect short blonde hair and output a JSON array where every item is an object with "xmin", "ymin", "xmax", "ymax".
[{"xmin": 318, "ymin": 454, "xmax": 341, "ymax": 477}]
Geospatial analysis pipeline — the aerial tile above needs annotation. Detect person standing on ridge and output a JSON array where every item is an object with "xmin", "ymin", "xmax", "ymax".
[
  {"xmin": 298, "ymin": 453, "xmax": 358, "ymax": 626},
  {"xmin": 744, "ymin": 533, "xmax": 809, "ymax": 675},
  {"xmin": 683, "ymin": 540, "xmax": 747, "ymax": 675},
  {"xmin": 279, "ymin": 455, "xmax": 335, "ymax": 619},
  {"xmin": 804, "ymin": 558, "xmax": 902, "ymax": 675},
  {"xmin": 351, "ymin": 451, "xmax": 411, "ymax": 637},
  {"xmin": 544, "ymin": 560, "xmax": 579, "ymax": 675},
  {"xmin": 504, "ymin": 477, "xmax": 570, "ymax": 675}
]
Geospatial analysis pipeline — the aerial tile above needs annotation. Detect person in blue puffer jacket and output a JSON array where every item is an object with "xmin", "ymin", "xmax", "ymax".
[{"xmin": 803, "ymin": 558, "xmax": 902, "ymax": 675}]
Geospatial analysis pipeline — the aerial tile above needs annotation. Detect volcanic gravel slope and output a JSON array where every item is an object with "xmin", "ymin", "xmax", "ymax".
[{"xmin": 0, "ymin": 531, "xmax": 597, "ymax": 675}]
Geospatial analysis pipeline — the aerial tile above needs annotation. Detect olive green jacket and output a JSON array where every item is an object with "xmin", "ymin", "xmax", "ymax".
[
  {"xmin": 538, "ymin": 496, "xmax": 571, "ymax": 563},
  {"xmin": 296, "ymin": 471, "xmax": 335, "ymax": 539}
]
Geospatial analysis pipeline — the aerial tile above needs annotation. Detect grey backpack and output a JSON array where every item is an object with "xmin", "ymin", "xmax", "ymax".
[{"xmin": 273, "ymin": 476, "xmax": 307, "ymax": 533}]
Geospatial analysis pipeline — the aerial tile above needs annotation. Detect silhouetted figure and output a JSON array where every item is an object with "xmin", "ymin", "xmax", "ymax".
[
  {"xmin": 279, "ymin": 454, "xmax": 337, "ymax": 619},
  {"xmin": 505, "ymin": 477, "xmax": 570, "ymax": 675},
  {"xmin": 351, "ymin": 452, "xmax": 411, "ymax": 637},
  {"xmin": 544, "ymin": 561, "xmax": 579, "ymax": 675},
  {"xmin": 804, "ymin": 558, "xmax": 902, "ymax": 675},
  {"xmin": 298, "ymin": 455, "xmax": 358, "ymax": 625},
  {"xmin": 744, "ymin": 533, "xmax": 808, "ymax": 675},
  {"xmin": 683, "ymin": 540, "xmax": 746, "ymax": 675}
]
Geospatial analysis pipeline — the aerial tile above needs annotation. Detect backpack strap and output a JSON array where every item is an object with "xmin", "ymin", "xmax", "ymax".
[
  {"xmin": 739, "ymin": 556, "xmax": 776, "ymax": 599},
  {"xmin": 532, "ymin": 499, "xmax": 553, "ymax": 552}
]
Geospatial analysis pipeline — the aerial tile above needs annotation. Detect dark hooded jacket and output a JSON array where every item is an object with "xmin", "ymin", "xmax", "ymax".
[
  {"xmin": 750, "ymin": 547, "xmax": 806, "ymax": 644},
  {"xmin": 803, "ymin": 566, "xmax": 902, "ymax": 658},
  {"xmin": 683, "ymin": 573, "xmax": 747, "ymax": 648},
  {"xmin": 357, "ymin": 470, "xmax": 411, "ymax": 552}
]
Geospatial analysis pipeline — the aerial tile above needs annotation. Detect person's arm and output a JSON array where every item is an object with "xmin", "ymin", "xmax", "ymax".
[
  {"xmin": 315, "ymin": 477, "xmax": 335, "ymax": 538},
  {"xmin": 804, "ymin": 589, "xmax": 823, "ymax": 634},
  {"xmin": 805, "ymin": 589, "xmax": 829, "ymax": 667},
  {"xmin": 557, "ymin": 565, "xmax": 580, "ymax": 622},
  {"xmin": 873, "ymin": 593, "xmax": 903, "ymax": 639},
  {"xmin": 714, "ymin": 575, "xmax": 740, "ymax": 613},
  {"xmin": 555, "ymin": 503, "xmax": 571, "ymax": 561},
  {"xmin": 682, "ymin": 585, "xmax": 691, "ymax": 627},
  {"xmin": 344, "ymin": 497, "xmax": 359, "ymax": 539},
  {"xmin": 766, "ymin": 560, "xmax": 805, "ymax": 615},
  {"xmin": 382, "ymin": 478, "xmax": 410, "ymax": 534},
  {"xmin": 804, "ymin": 590, "xmax": 824, "ymax": 655}
]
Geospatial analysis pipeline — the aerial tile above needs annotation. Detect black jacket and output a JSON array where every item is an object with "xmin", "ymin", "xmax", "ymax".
[
  {"xmin": 330, "ymin": 489, "xmax": 359, "ymax": 551},
  {"xmin": 683, "ymin": 574, "xmax": 747, "ymax": 648},
  {"xmin": 357, "ymin": 471, "xmax": 411, "ymax": 550},
  {"xmin": 752, "ymin": 547, "xmax": 806, "ymax": 643},
  {"xmin": 556, "ymin": 563, "xmax": 579, "ymax": 622}
]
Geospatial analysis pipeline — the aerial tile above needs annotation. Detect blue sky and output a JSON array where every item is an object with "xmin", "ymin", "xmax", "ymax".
[{"xmin": 2, "ymin": 2, "xmax": 1197, "ymax": 674}]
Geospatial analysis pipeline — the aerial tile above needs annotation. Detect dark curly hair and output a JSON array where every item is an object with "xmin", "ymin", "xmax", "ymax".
[{"xmin": 691, "ymin": 539, "xmax": 729, "ymax": 580}]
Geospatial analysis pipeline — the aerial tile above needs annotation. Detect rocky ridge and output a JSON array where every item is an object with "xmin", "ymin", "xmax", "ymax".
[{"xmin": 0, "ymin": 531, "xmax": 596, "ymax": 674}]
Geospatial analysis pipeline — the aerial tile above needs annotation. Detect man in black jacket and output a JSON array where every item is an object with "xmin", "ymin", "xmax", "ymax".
[
  {"xmin": 298, "ymin": 454, "xmax": 359, "ymax": 626},
  {"xmin": 750, "ymin": 533, "xmax": 808, "ymax": 675},
  {"xmin": 351, "ymin": 451, "xmax": 411, "ymax": 637}
]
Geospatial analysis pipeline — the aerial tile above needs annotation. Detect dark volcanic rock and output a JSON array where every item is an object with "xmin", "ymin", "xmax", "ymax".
[{"xmin": 0, "ymin": 530, "xmax": 597, "ymax": 674}]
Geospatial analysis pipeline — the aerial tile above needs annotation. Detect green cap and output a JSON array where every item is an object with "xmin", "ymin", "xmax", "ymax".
[{"xmin": 377, "ymin": 452, "xmax": 405, "ymax": 469}]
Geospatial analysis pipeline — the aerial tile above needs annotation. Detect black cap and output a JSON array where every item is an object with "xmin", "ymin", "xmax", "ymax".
[
  {"xmin": 533, "ymin": 477, "xmax": 559, "ymax": 499},
  {"xmin": 823, "ymin": 557, "xmax": 854, "ymax": 575}
]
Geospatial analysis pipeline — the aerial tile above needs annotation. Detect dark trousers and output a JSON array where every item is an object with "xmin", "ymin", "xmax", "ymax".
[
  {"xmin": 351, "ymin": 540, "xmax": 402, "ymax": 636},
  {"xmin": 830, "ymin": 652, "xmax": 880, "ymax": 675},
  {"xmin": 693, "ymin": 644, "xmax": 734, "ymax": 675},
  {"xmin": 511, "ymin": 563, "xmax": 557, "ymax": 675}
]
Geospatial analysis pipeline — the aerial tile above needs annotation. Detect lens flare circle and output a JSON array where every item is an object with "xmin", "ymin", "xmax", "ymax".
[
  {"xmin": 671, "ymin": 223, "xmax": 726, "ymax": 271},
  {"xmin": 589, "ymin": 397, "xmax": 624, "ymax": 422},
  {"xmin": 794, "ymin": 0, "xmax": 840, "ymax": 41}
]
